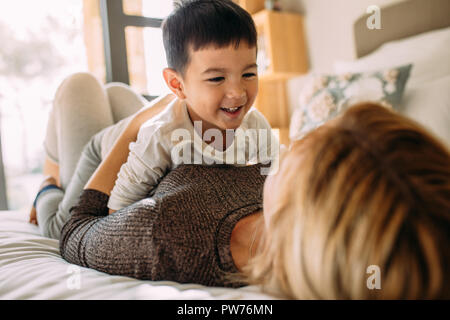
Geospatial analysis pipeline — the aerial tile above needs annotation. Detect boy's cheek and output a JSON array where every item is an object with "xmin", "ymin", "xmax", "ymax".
[
  {"xmin": 248, "ymin": 90, "xmax": 258, "ymax": 107},
  {"xmin": 249, "ymin": 82, "xmax": 258, "ymax": 100}
]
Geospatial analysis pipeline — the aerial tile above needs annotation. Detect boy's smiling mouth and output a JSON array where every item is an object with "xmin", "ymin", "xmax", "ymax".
[{"xmin": 220, "ymin": 105, "xmax": 244, "ymax": 117}]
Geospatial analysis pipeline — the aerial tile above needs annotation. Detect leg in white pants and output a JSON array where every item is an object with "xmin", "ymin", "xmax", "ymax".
[{"xmin": 36, "ymin": 72, "xmax": 145, "ymax": 239}]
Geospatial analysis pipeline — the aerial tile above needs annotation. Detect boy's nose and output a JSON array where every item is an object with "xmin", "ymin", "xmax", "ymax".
[
  {"xmin": 225, "ymin": 86, "xmax": 246, "ymax": 102},
  {"xmin": 223, "ymin": 91, "xmax": 247, "ymax": 108}
]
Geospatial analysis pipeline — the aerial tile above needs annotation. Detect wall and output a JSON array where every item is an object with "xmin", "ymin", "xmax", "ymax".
[{"xmin": 279, "ymin": 0, "xmax": 406, "ymax": 72}]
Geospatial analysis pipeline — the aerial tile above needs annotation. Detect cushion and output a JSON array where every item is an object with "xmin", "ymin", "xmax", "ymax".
[
  {"xmin": 332, "ymin": 27, "xmax": 450, "ymax": 146},
  {"xmin": 289, "ymin": 64, "xmax": 412, "ymax": 141},
  {"xmin": 334, "ymin": 27, "xmax": 450, "ymax": 88}
]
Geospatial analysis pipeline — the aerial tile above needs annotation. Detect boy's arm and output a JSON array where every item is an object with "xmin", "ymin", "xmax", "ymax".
[
  {"xmin": 106, "ymin": 125, "xmax": 172, "ymax": 213},
  {"xmin": 84, "ymin": 95, "xmax": 174, "ymax": 208}
]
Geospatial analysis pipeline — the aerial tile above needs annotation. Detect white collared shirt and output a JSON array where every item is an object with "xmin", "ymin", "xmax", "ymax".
[{"xmin": 106, "ymin": 94, "xmax": 279, "ymax": 211}]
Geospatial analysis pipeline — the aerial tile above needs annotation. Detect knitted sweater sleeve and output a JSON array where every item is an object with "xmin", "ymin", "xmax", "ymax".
[{"xmin": 59, "ymin": 189, "xmax": 163, "ymax": 279}]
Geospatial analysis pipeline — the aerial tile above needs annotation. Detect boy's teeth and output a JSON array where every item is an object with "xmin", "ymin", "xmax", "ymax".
[{"xmin": 222, "ymin": 107, "xmax": 240, "ymax": 112}]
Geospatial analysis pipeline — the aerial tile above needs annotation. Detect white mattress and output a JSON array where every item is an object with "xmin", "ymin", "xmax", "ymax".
[{"xmin": 0, "ymin": 210, "xmax": 276, "ymax": 300}]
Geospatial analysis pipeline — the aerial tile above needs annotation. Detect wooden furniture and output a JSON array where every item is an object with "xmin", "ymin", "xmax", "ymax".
[
  {"xmin": 252, "ymin": 10, "xmax": 308, "ymax": 75},
  {"xmin": 251, "ymin": 9, "xmax": 309, "ymax": 146},
  {"xmin": 234, "ymin": 0, "xmax": 265, "ymax": 14}
]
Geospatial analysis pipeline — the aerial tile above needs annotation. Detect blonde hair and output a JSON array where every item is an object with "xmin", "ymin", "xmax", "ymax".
[{"xmin": 245, "ymin": 102, "xmax": 450, "ymax": 299}]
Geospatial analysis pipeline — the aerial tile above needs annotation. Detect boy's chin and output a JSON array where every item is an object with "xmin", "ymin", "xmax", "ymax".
[
  {"xmin": 218, "ymin": 122, "xmax": 242, "ymax": 131},
  {"xmin": 218, "ymin": 115, "xmax": 247, "ymax": 131}
]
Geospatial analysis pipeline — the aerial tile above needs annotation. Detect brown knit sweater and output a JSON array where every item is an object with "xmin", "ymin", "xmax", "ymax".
[{"xmin": 59, "ymin": 164, "xmax": 266, "ymax": 287}]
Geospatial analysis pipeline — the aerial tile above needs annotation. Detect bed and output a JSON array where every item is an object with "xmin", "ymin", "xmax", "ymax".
[
  {"xmin": 0, "ymin": 210, "xmax": 275, "ymax": 299},
  {"xmin": 1, "ymin": 0, "xmax": 449, "ymax": 300}
]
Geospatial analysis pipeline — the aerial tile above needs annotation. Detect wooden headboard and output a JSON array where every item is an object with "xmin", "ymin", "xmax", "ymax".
[{"xmin": 354, "ymin": 0, "xmax": 450, "ymax": 58}]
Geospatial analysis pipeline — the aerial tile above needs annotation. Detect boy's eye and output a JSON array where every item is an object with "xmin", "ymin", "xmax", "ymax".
[
  {"xmin": 243, "ymin": 73, "xmax": 257, "ymax": 78},
  {"xmin": 207, "ymin": 77, "xmax": 225, "ymax": 82}
]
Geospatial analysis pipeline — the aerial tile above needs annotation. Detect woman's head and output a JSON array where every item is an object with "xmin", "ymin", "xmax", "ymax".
[{"xmin": 248, "ymin": 102, "xmax": 450, "ymax": 299}]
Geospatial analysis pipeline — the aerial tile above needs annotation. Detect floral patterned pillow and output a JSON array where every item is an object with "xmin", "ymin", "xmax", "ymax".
[{"xmin": 289, "ymin": 64, "xmax": 412, "ymax": 141}]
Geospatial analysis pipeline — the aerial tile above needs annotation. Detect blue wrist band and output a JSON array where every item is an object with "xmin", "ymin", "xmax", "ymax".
[{"xmin": 33, "ymin": 184, "xmax": 62, "ymax": 208}]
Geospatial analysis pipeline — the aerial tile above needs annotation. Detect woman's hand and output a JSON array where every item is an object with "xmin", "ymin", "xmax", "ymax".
[{"xmin": 29, "ymin": 175, "xmax": 58, "ymax": 225}]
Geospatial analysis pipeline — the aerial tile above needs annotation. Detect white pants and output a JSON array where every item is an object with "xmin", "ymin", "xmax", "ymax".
[{"xmin": 36, "ymin": 72, "xmax": 147, "ymax": 239}]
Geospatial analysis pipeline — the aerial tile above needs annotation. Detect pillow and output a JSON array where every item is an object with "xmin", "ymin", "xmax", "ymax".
[
  {"xmin": 289, "ymin": 64, "xmax": 412, "ymax": 141},
  {"xmin": 334, "ymin": 27, "xmax": 450, "ymax": 88},
  {"xmin": 399, "ymin": 75, "xmax": 450, "ymax": 146},
  {"xmin": 332, "ymin": 27, "xmax": 450, "ymax": 146}
]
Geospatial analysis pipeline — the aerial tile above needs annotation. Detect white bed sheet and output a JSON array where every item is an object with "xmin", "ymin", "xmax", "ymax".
[{"xmin": 0, "ymin": 210, "xmax": 276, "ymax": 300}]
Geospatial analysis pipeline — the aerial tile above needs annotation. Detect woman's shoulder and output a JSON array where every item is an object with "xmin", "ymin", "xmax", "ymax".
[
  {"xmin": 154, "ymin": 164, "xmax": 266, "ymax": 217},
  {"xmin": 147, "ymin": 164, "xmax": 265, "ymax": 286}
]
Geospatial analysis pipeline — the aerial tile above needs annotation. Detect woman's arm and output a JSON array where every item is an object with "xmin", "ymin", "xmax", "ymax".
[
  {"xmin": 83, "ymin": 125, "xmax": 136, "ymax": 196},
  {"xmin": 58, "ymin": 94, "xmax": 185, "ymax": 277},
  {"xmin": 59, "ymin": 189, "xmax": 163, "ymax": 279}
]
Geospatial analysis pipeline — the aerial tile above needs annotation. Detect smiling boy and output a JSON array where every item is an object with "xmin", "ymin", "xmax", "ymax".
[{"xmin": 107, "ymin": 0, "xmax": 279, "ymax": 211}]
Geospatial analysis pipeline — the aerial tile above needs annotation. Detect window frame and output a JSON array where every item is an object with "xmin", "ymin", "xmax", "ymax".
[{"xmin": 99, "ymin": 0, "xmax": 164, "ymax": 101}]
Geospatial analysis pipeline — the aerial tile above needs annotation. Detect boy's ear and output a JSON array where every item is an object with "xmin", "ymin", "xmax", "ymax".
[{"xmin": 163, "ymin": 68, "xmax": 186, "ymax": 99}]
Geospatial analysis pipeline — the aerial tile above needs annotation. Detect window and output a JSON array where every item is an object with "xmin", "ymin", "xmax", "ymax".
[
  {"xmin": 100, "ymin": 0, "xmax": 174, "ymax": 97},
  {"xmin": 123, "ymin": 0, "xmax": 174, "ymax": 19},
  {"xmin": 0, "ymin": 0, "xmax": 88, "ymax": 210},
  {"xmin": 134, "ymin": 0, "xmax": 174, "ymax": 96},
  {"xmin": 125, "ymin": 26, "xmax": 169, "ymax": 96},
  {"xmin": 0, "ymin": 0, "xmax": 176, "ymax": 210}
]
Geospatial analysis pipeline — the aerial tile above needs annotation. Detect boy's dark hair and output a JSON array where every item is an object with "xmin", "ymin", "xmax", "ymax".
[{"xmin": 162, "ymin": 0, "xmax": 257, "ymax": 76}]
